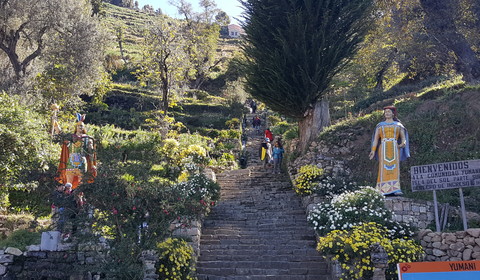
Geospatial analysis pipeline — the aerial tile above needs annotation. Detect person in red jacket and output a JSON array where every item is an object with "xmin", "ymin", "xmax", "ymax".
[{"xmin": 264, "ymin": 128, "xmax": 273, "ymax": 142}]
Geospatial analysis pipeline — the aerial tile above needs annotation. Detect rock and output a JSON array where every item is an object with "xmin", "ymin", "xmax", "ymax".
[
  {"xmin": 442, "ymin": 233, "xmax": 457, "ymax": 244},
  {"xmin": 26, "ymin": 245, "xmax": 40, "ymax": 252},
  {"xmin": 450, "ymin": 242, "xmax": 465, "ymax": 252},
  {"xmin": 432, "ymin": 242, "xmax": 442, "ymax": 249},
  {"xmin": 455, "ymin": 231, "xmax": 467, "ymax": 239},
  {"xmin": 5, "ymin": 247, "xmax": 22, "ymax": 256},
  {"xmin": 467, "ymin": 228, "xmax": 480, "ymax": 238},
  {"xmin": 464, "ymin": 236, "xmax": 476, "ymax": 246},
  {"xmin": 463, "ymin": 248, "xmax": 473, "ymax": 260},
  {"xmin": 433, "ymin": 249, "xmax": 446, "ymax": 256},
  {"xmin": 472, "ymin": 252, "xmax": 480, "ymax": 259}
]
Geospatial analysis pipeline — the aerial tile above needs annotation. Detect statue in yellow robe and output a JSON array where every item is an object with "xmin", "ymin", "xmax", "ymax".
[{"xmin": 369, "ymin": 106, "xmax": 410, "ymax": 195}]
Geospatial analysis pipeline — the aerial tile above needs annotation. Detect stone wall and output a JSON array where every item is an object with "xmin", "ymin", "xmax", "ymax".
[
  {"xmin": 0, "ymin": 224, "xmax": 203, "ymax": 280},
  {"xmin": 0, "ymin": 243, "xmax": 109, "ymax": 280},
  {"xmin": 417, "ymin": 228, "xmax": 480, "ymax": 261},
  {"xmin": 385, "ymin": 197, "xmax": 436, "ymax": 229}
]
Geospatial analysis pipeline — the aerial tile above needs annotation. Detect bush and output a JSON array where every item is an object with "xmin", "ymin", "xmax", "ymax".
[
  {"xmin": 312, "ymin": 175, "xmax": 358, "ymax": 198},
  {"xmin": 271, "ymin": 121, "xmax": 291, "ymax": 136},
  {"xmin": 0, "ymin": 92, "xmax": 58, "ymax": 209},
  {"xmin": 225, "ymin": 118, "xmax": 240, "ymax": 129},
  {"xmin": 307, "ymin": 187, "xmax": 414, "ymax": 238},
  {"xmin": 317, "ymin": 222, "xmax": 423, "ymax": 280},
  {"xmin": 283, "ymin": 126, "xmax": 299, "ymax": 140},
  {"xmin": 267, "ymin": 115, "xmax": 281, "ymax": 126},
  {"xmin": 157, "ymin": 238, "xmax": 195, "ymax": 280},
  {"xmin": 293, "ymin": 165, "xmax": 324, "ymax": 195}
]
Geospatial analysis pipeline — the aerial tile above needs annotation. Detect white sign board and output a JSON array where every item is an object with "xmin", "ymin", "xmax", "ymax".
[{"xmin": 411, "ymin": 160, "xmax": 480, "ymax": 192}]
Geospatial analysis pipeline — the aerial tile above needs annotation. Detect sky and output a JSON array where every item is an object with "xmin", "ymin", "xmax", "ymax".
[{"xmin": 136, "ymin": 0, "xmax": 244, "ymax": 25}]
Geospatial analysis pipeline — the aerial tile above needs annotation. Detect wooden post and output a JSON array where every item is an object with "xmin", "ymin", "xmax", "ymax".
[
  {"xmin": 433, "ymin": 190, "xmax": 441, "ymax": 232},
  {"xmin": 459, "ymin": 188, "xmax": 468, "ymax": 230}
]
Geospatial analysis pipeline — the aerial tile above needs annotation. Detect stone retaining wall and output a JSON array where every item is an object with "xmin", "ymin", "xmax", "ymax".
[
  {"xmin": 0, "ymin": 243, "xmax": 109, "ymax": 280},
  {"xmin": 417, "ymin": 228, "xmax": 480, "ymax": 261}
]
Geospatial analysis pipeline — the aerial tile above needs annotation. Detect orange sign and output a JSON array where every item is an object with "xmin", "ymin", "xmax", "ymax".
[{"xmin": 398, "ymin": 260, "xmax": 480, "ymax": 280}]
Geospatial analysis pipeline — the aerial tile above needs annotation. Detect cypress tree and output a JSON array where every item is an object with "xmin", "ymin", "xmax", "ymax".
[{"xmin": 241, "ymin": 0, "xmax": 373, "ymax": 152}]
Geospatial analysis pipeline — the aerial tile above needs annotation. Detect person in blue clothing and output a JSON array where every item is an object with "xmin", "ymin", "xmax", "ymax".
[{"xmin": 272, "ymin": 140, "xmax": 285, "ymax": 174}]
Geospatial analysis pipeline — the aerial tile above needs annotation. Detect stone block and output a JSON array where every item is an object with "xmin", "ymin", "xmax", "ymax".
[
  {"xmin": 431, "ymin": 235, "xmax": 442, "ymax": 242},
  {"xmin": 419, "ymin": 206, "xmax": 427, "ymax": 213},
  {"xmin": 0, "ymin": 254, "xmax": 13, "ymax": 263},
  {"xmin": 393, "ymin": 203, "xmax": 403, "ymax": 211},
  {"xmin": 432, "ymin": 242, "xmax": 442, "ymax": 249},
  {"xmin": 433, "ymin": 249, "xmax": 446, "ymax": 256},
  {"xmin": 0, "ymin": 264, "xmax": 5, "ymax": 275},
  {"xmin": 25, "ymin": 251, "xmax": 47, "ymax": 258},
  {"xmin": 463, "ymin": 248, "xmax": 473, "ymax": 260},
  {"xmin": 467, "ymin": 228, "xmax": 480, "ymax": 238},
  {"xmin": 449, "ymin": 257, "xmax": 462, "ymax": 261},
  {"xmin": 40, "ymin": 231, "xmax": 61, "ymax": 251},
  {"xmin": 476, "ymin": 238, "xmax": 480, "ymax": 246},
  {"xmin": 5, "ymin": 247, "xmax": 22, "ymax": 256},
  {"xmin": 455, "ymin": 231, "xmax": 467, "ymax": 239},
  {"xmin": 472, "ymin": 252, "xmax": 480, "ymax": 259},
  {"xmin": 450, "ymin": 242, "xmax": 465, "ymax": 252},
  {"xmin": 464, "ymin": 236, "xmax": 476, "ymax": 246},
  {"xmin": 26, "ymin": 245, "xmax": 40, "ymax": 251},
  {"xmin": 403, "ymin": 202, "xmax": 411, "ymax": 211},
  {"xmin": 418, "ymin": 229, "xmax": 432, "ymax": 239},
  {"xmin": 448, "ymin": 250, "xmax": 459, "ymax": 257},
  {"xmin": 442, "ymin": 233, "xmax": 456, "ymax": 244}
]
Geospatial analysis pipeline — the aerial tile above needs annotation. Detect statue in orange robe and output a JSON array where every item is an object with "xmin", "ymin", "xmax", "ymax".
[{"xmin": 54, "ymin": 113, "xmax": 97, "ymax": 189}]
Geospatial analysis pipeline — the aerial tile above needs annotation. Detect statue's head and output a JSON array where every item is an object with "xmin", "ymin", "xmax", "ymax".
[
  {"xmin": 383, "ymin": 106, "xmax": 397, "ymax": 117},
  {"xmin": 74, "ymin": 113, "xmax": 87, "ymax": 134}
]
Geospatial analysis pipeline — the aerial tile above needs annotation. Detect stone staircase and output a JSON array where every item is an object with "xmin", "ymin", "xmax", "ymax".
[{"xmin": 195, "ymin": 113, "xmax": 331, "ymax": 280}]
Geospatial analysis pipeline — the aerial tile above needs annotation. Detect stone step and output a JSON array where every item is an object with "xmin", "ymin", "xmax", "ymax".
[{"xmin": 196, "ymin": 120, "xmax": 330, "ymax": 279}]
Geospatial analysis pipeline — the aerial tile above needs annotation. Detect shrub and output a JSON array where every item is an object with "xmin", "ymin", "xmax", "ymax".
[
  {"xmin": 271, "ymin": 121, "xmax": 291, "ymax": 136},
  {"xmin": 284, "ymin": 126, "xmax": 299, "ymax": 140},
  {"xmin": 293, "ymin": 165, "xmax": 324, "ymax": 195},
  {"xmin": 307, "ymin": 187, "xmax": 414, "ymax": 238},
  {"xmin": 317, "ymin": 222, "xmax": 423, "ymax": 280},
  {"xmin": 267, "ymin": 115, "xmax": 281, "ymax": 126},
  {"xmin": 312, "ymin": 175, "xmax": 358, "ymax": 198},
  {"xmin": 225, "ymin": 118, "xmax": 240, "ymax": 129},
  {"xmin": 157, "ymin": 238, "xmax": 195, "ymax": 280}
]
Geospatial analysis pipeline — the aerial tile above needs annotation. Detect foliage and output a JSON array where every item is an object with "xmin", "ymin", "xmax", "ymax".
[
  {"xmin": 0, "ymin": 92, "xmax": 58, "ymax": 208},
  {"xmin": 283, "ymin": 127, "xmax": 299, "ymax": 140},
  {"xmin": 317, "ymin": 222, "xmax": 423, "ymax": 280},
  {"xmin": 312, "ymin": 175, "xmax": 358, "ymax": 199},
  {"xmin": 270, "ymin": 121, "xmax": 291, "ymax": 136},
  {"xmin": 293, "ymin": 165, "xmax": 324, "ymax": 195},
  {"xmin": 136, "ymin": 16, "xmax": 191, "ymax": 112},
  {"xmin": 157, "ymin": 238, "xmax": 196, "ymax": 280},
  {"xmin": 308, "ymin": 187, "xmax": 414, "ymax": 238},
  {"xmin": 0, "ymin": 0, "xmax": 107, "ymax": 105},
  {"xmin": 225, "ymin": 118, "xmax": 240, "ymax": 129},
  {"xmin": 0, "ymin": 229, "xmax": 41, "ymax": 250},
  {"xmin": 267, "ymin": 115, "xmax": 281, "ymax": 126}
]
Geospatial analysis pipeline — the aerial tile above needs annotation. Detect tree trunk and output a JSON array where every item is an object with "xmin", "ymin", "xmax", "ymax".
[
  {"xmin": 298, "ymin": 99, "xmax": 330, "ymax": 154},
  {"xmin": 374, "ymin": 48, "xmax": 397, "ymax": 91},
  {"xmin": 419, "ymin": 0, "xmax": 480, "ymax": 81}
]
